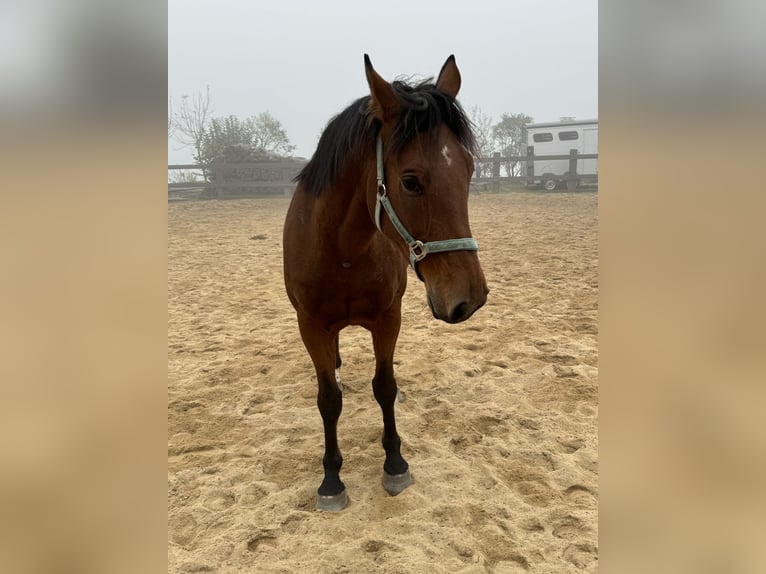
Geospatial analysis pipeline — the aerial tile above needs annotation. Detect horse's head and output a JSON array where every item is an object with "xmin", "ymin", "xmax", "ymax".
[{"xmin": 364, "ymin": 55, "xmax": 489, "ymax": 324}]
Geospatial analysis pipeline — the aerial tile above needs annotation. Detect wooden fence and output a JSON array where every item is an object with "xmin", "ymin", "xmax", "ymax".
[
  {"xmin": 167, "ymin": 159, "xmax": 307, "ymax": 199},
  {"xmin": 168, "ymin": 148, "xmax": 597, "ymax": 199},
  {"xmin": 474, "ymin": 147, "xmax": 598, "ymax": 191}
]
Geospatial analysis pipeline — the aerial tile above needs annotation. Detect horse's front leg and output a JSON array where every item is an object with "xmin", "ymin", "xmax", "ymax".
[
  {"xmin": 371, "ymin": 302, "xmax": 413, "ymax": 495},
  {"xmin": 298, "ymin": 318, "xmax": 347, "ymax": 511}
]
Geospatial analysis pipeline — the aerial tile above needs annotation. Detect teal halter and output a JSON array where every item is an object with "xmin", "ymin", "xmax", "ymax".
[{"xmin": 373, "ymin": 136, "xmax": 479, "ymax": 278}]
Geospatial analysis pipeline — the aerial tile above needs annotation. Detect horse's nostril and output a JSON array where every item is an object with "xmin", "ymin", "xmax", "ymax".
[{"xmin": 449, "ymin": 301, "xmax": 469, "ymax": 323}]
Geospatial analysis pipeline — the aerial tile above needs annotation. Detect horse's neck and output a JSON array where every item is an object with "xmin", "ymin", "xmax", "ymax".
[{"xmin": 315, "ymin": 164, "xmax": 377, "ymax": 259}]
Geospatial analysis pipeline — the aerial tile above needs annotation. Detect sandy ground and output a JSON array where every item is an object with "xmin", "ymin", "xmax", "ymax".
[{"xmin": 168, "ymin": 190, "xmax": 598, "ymax": 573}]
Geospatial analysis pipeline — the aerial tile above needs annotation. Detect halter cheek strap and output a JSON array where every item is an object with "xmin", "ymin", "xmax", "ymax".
[{"xmin": 374, "ymin": 136, "xmax": 479, "ymax": 275}]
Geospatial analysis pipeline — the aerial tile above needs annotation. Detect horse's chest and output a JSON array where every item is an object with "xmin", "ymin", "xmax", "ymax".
[
  {"xmin": 331, "ymin": 261, "xmax": 397, "ymax": 299},
  {"xmin": 301, "ymin": 260, "xmax": 404, "ymax": 326}
]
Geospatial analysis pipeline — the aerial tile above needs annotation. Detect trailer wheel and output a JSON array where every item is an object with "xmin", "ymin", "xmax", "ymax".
[{"xmin": 543, "ymin": 178, "xmax": 557, "ymax": 191}]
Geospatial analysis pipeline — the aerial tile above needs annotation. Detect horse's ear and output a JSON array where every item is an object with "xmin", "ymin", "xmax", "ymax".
[
  {"xmin": 364, "ymin": 54, "xmax": 399, "ymax": 124},
  {"xmin": 436, "ymin": 55, "xmax": 461, "ymax": 98}
]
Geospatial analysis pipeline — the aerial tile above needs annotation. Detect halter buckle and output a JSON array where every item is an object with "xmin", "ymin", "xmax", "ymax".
[{"xmin": 410, "ymin": 240, "xmax": 427, "ymax": 262}]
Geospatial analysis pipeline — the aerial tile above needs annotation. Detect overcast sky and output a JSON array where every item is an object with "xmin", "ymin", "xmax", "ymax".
[{"xmin": 168, "ymin": 0, "xmax": 597, "ymax": 163}]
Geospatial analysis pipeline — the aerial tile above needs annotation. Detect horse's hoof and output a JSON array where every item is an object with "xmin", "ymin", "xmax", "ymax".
[
  {"xmin": 316, "ymin": 489, "xmax": 349, "ymax": 511},
  {"xmin": 382, "ymin": 470, "xmax": 413, "ymax": 496}
]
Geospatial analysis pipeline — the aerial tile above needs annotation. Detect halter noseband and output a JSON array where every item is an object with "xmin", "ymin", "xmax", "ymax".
[{"xmin": 374, "ymin": 136, "xmax": 479, "ymax": 279}]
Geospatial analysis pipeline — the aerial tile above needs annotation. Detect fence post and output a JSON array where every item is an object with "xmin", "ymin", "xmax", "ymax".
[
  {"xmin": 567, "ymin": 149, "xmax": 578, "ymax": 191},
  {"xmin": 526, "ymin": 146, "xmax": 535, "ymax": 186},
  {"xmin": 492, "ymin": 152, "xmax": 501, "ymax": 192}
]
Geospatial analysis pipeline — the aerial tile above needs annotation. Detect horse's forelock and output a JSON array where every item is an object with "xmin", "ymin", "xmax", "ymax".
[{"xmin": 389, "ymin": 80, "xmax": 476, "ymax": 157}]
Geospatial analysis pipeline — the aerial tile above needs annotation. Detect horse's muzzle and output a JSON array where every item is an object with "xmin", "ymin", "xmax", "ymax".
[{"xmin": 427, "ymin": 284, "xmax": 488, "ymax": 324}]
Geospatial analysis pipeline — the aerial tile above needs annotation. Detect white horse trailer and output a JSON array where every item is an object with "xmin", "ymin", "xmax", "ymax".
[{"xmin": 521, "ymin": 119, "xmax": 598, "ymax": 190}]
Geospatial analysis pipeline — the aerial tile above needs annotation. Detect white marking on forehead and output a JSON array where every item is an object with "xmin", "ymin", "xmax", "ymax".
[{"xmin": 441, "ymin": 145, "xmax": 452, "ymax": 166}]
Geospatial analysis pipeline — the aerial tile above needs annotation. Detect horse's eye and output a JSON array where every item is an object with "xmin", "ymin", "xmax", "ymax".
[{"xmin": 401, "ymin": 175, "xmax": 422, "ymax": 194}]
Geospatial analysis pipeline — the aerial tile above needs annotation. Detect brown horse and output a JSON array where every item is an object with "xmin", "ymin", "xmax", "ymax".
[{"xmin": 283, "ymin": 55, "xmax": 488, "ymax": 511}]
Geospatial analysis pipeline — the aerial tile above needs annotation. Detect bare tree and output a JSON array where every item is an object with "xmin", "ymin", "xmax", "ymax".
[
  {"xmin": 174, "ymin": 86, "xmax": 213, "ymax": 161},
  {"xmin": 168, "ymin": 95, "xmax": 174, "ymax": 137},
  {"xmin": 468, "ymin": 105, "xmax": 494, "ymax": 178}
]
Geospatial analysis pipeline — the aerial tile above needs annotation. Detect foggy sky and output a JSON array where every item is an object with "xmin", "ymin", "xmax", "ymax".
[{"xmin": 168, "ymin": 0, "xmax": 597, "ymax": 163}]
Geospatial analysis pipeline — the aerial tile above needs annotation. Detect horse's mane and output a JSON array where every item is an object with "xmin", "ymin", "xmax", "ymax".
[{"xmin": 295, "ymin": 78, "xmax": 476, "ymax": 196}]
